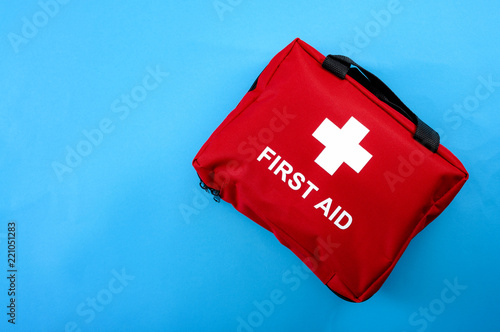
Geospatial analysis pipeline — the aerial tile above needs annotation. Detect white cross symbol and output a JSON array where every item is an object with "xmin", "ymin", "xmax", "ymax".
[{"xmin": 312, "ymin": 117, "xmax": 372, "ymax": 175}]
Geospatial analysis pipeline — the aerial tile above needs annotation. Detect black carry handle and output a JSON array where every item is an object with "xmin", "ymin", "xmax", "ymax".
[{"xmin": 322, "ymin": 55, "xmax": 440, "ymax": 153}]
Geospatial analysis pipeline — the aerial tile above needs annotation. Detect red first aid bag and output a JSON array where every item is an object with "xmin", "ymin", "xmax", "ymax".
[{"xmin": 192, "ymin": 38, "xmax": 468, "ymax": 302}]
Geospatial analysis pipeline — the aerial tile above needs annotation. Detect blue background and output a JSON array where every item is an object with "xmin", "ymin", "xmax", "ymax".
[{"xmin": 1, "ymin": 1, "xmax": 499, "ymax": 331}]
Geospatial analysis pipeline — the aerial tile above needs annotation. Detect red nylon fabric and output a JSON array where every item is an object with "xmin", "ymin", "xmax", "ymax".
[{"xmin": 193, "ymin": 38, "xmax": 468, "ymax": 302}]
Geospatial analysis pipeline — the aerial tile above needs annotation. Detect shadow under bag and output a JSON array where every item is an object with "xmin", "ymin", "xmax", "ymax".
[{"xmin": 193, "ymin": 38, "xmax": 468, "ymax": 302}]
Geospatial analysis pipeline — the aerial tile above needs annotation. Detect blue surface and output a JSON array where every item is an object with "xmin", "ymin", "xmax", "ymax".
[{"xmin": 1, "ymin": 1, "xmax": 499, "ymax": 331}]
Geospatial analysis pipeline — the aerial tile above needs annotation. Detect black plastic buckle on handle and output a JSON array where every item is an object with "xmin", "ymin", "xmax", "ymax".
[{"xmin": 322, "ymin": 55, "xmax": 440, "ymax": 153}]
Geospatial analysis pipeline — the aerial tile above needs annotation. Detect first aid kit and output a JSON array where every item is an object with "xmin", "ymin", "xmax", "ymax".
[{"xmin": 192, "ymin": 38, "xmax": 468, "ymax": 302}]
